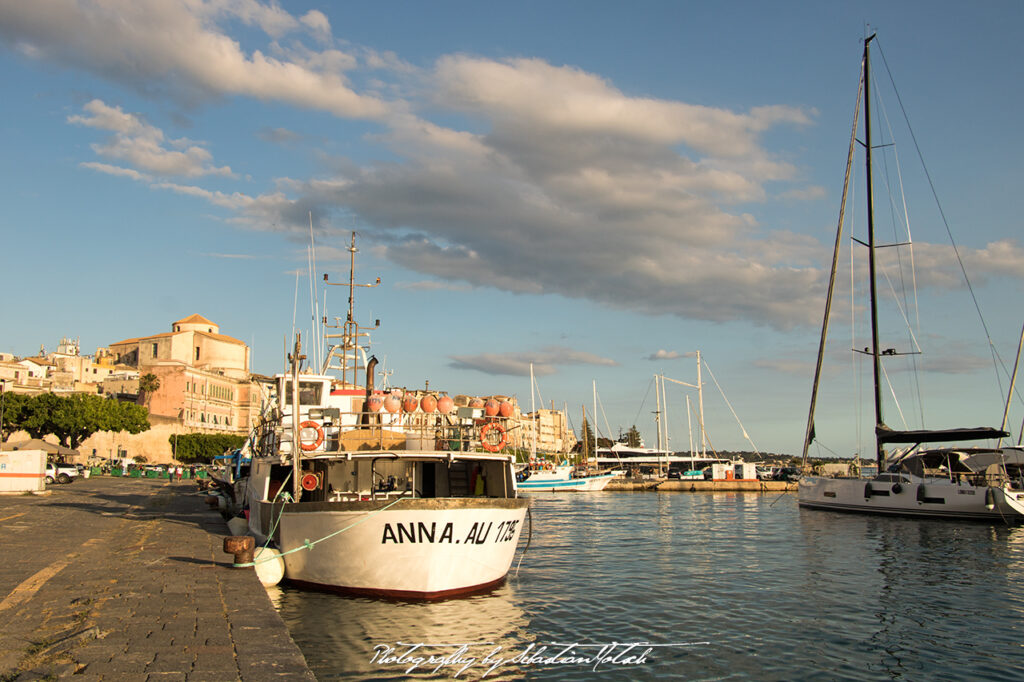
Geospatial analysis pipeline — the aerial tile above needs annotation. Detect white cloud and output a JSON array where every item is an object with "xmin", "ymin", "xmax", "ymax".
[
  {"xmin": 16, "ymin": 3, "xmax": 1020, "ymax": 332},
  {"xmin": 450, "ymin": 347, "xmax": 618, "ymax": 377},
  {"xmin": 78, "ymin": 162, "xmax": 152, "ymax": 182},
  {"xmin": 299, "ymin": 9, "xmax": 331, "ymax": 42},
  {"xmin": 0, "ymin": 0, "xmax": 389, "ymax": 119},
  {"xmin": 70, "ymin": 100, "xmax": 232, "ymax": 177}
]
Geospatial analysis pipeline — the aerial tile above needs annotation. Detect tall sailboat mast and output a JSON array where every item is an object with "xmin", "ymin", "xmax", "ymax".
[{"xmin": 862, "ymin": 34, "xmax": 886, "ymax": 471}]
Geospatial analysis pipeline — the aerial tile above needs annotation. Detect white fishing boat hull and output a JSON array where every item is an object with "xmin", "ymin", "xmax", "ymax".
[
  {"xmin": 254, "ymin": 498, "xmax": 529, "ymax": 598},
  {"xmin": 798, "ymin": 476, "xmax": 1024, "ymax": 522}
]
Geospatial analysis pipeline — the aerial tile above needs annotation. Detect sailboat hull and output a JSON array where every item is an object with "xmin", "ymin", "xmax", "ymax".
[{"xmin": 798, "ymin": 476, "xmax": 1024, "ymax": 522}]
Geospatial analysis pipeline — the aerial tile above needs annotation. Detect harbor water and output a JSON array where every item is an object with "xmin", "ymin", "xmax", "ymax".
[{"xmin": 268, "ymin": 491, "xmax": 1024, "ymax": 680}]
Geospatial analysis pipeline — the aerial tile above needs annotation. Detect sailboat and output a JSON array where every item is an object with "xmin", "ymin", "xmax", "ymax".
[
  {"xmin": 514, "ymin": 367, "xmax": 615, "ymax": 491},
  {"xmin": 797, "ymin": 35, "xmax": 1024, "ymax": 521}
]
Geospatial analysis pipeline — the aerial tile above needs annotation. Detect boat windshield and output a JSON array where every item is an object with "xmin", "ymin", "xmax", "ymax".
[{"xmin": 280, "ymin": 381, "xmax": 324, "ymax": 406}]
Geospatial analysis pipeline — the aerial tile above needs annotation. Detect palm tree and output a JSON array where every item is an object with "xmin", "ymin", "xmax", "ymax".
[{"xmin": 139, "ymin": 373, "xmax": 160, "ymax": 410}]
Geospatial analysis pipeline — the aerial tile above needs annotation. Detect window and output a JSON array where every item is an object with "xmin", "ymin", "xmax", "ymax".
[
  {"xmin": 195, "ymin": 347, "xmax": 200, "ymax": 361},
  {"xmin": 151, "ymin": 343, "xmax": 158, "ymax": 357},
  {"xmin": 281, "ymin": 381, "xmax": 324, "ymax": 406}
]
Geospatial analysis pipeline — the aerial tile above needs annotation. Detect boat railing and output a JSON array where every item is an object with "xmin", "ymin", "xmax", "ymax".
[{"xmin": 264, "ymin": 407, "xmax": 516, "ymax": 454}]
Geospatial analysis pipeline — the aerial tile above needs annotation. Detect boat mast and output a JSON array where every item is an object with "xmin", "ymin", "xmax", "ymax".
[
  {"xmin": 592, "ymin": 380, "xmax": 598, "ymax": 467},
  {"xmin": 289, "ymin": 334, "xmax": 304, "ymax": 500},
  {"xmin": 582, "ymin": 403, "xmax": 588, "ymax": 467},
  {"xmin": 863, "ymin": 34, "xmax": 886, "ymax": 471},
  {"xmin": 696, "ymin": 351, "xmax": 705, "ymax": 456},
  {"xmin": 999, "ymin": 320, "xmax": 1024, "ymax": 446},
  {"xmin": 322, "ymin": 232, "xmax": 380, "ymax": 384},
  {"xmin": 686, "ymin": 395, "xmax": 694, "ymax": 470}
]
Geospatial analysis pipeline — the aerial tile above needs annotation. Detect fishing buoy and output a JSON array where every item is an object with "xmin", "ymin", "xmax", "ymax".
[
  {"xmin": 367, "ymin": 396, "xmax": 383, "ymax": 412},
  {"xmin": 469, "ymin": 397, "xmax": 485, "ymax": 409},
  {"xmin": 891, "ymin": 483, "xmax": 903, "ymax": 494},
  {"xmin": 864, "ymin": 482, "xmax": 873, "ymax": 500},
  {"xmin": 985, "ymin": 487, "xmax": 997, "ymax": 511},
  {"xmin": 383, "ymin": 395, "xmax": 401, "ymax": 414},
  {"xmin": 484, "ymin": 399, "xmax": 499, "ymax": 416},
  {"xmin": 499, "ymin": 400, "xmax": 514, "ymax": 418},
  {"xmin": 403, "ymin": 395, "xmax": 419, "ymax": 413},
  {"xmin": 226, "ymin": 515, "xmax": 248, "ymax": 536},
  {"xmin": 420, "ymin": 395, "xmax": 437, "ymax": 413},
  {"xmin": 437, "ymin": 395, "xmax": 454, "ymax": 414},
  {"xmin": 253, "ymin": 547, "xmax": 285, "ymax": 587}
]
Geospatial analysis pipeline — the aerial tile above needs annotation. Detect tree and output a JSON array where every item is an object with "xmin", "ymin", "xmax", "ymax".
[
  {"xmin": 626, "ymin": 425, "xmax": 642, "ymax": 447},
  {"xmin": 5, "ymin": 393, "xmax": 150, "ymax": 449},
  {"xmin": 0, "ymin": 391, "xmax": 32, "ymax": 442},
  {"xmin": 170, "ymin": 433, "xmax": 246, "ymax": 464},
  {"xmin": 138, "ymin": 373, "xmax": 160, "ymax": 409},
  {"xmin": 578, "ymin": 418, "xmax": 595, "ymax": 458}
]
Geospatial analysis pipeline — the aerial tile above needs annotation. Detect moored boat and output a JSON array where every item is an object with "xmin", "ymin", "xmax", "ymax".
[
  {"xmin": 514, "ymin": 461, "xmax": 615, "ymax": 492},
  {"xmin": 244, "ymin": 235, "xmax": 530, "ymax": 598},
  {"xmin": 797, "ymin": 35, "xmax": 1024, "ymax": 522}
]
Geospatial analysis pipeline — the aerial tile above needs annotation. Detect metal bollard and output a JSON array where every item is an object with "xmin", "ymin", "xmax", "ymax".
[{"xmin": 223, "ymin": 535, "xmax": 255, "ymax": 566}]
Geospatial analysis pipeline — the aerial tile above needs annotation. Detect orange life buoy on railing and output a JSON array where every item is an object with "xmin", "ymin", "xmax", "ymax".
[
  {"xmin": 299, "ymin": 420, "xmax": 324, "ymax": 451},
  {"xmin": 480, "ymin": 422, "xmax": 507, "ymax": 452},
  {"xmin": 301, "ymin": 473, "xmax": 320, "ymax": 491}
]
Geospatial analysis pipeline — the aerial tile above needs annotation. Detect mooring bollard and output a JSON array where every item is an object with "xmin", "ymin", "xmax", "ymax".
[{"xmin": 223, "ymin": 535, "xmax": 255, "ymax": 566}]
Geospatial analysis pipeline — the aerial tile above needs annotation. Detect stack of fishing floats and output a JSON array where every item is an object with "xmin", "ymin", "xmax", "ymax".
[{"xmin": 367, "ymin": 392, "xmax": 514, "ymax": 416}]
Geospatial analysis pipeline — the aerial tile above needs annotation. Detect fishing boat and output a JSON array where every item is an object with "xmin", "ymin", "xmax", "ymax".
[
  {"xmin": 797, "ymin": 35, "xmax": 1024, "ymax": 522},
  {"xmin": 515, "ymin": 460, "xmax": 615, "ymax": 492},
  {"xmin": 244, "ymin": 235, "xmax": 530, "ymax": 598}
]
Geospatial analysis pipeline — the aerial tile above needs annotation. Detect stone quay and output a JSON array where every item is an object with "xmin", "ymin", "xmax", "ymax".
[{"xmin": 0, "ymin": 476, "xmax": 314, "ymax": 680}]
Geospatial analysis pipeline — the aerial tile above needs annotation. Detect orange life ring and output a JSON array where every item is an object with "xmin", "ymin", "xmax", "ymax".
[
  {"xmin": 299, "ymin": 421, "xmax": 324, "ymax": 451},
  {"xmin": 480, "ymin": 422, "xmax": 507, "ymax": 452},
  {"xmin": 301, "ymin": 473, "xmax": 320, "ymax": 491}
]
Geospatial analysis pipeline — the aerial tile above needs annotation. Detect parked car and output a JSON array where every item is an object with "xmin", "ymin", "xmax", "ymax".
[
  {"xmin": 45, "ymin": 462, "xmax": 79, "ymax": 485},
  {"xmin": 772, "ymin": 466, "xmax": 800, "ymax": 482}
]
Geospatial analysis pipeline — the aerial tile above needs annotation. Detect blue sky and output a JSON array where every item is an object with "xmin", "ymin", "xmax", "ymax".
[{"xmin": 2, "ymin": 1, "xmax": 1022, "ymax": 458}]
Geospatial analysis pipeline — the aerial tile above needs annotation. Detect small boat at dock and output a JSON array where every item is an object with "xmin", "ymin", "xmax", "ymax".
[
  {"xmin": 515, "ymin": 461, "xmax": 615, "ymax": 492},
  {"xmin": 243, "ymin": 234, "xmax": 530, "ymax": 598}
]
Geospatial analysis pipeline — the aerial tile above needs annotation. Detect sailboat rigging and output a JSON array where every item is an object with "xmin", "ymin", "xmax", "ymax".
[{"xmin": 797, "ymin": 35, "xmax": 1024, "ymax": 521}]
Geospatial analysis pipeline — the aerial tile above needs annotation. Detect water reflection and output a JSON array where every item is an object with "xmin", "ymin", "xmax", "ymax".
[
  {"xmin": 273, "ymin": 493, "xmax": 1024, "ymax": 681},
  {"xmin": 270, "ymin": 583, "xmax": 532, "ymax": 680}
]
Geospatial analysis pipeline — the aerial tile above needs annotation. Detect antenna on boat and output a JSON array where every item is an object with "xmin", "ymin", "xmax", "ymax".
[{"xmin": 321, "ymin": 231, "xmax": 380, "ymax": 386}]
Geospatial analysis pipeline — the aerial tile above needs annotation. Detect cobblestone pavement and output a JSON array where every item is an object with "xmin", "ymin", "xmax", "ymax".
[{"xmin": 0, "ymin": 476, "xmax": 315, "ymax": 681}]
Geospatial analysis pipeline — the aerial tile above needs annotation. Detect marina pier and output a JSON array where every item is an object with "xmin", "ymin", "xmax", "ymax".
[{"xmin": 0, "ymin": 477, "xmax": 314, "ymax": 680}]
